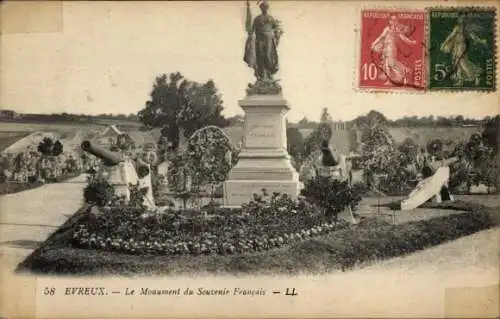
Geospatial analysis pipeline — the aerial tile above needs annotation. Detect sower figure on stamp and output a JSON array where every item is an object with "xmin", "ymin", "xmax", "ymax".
[
  {"xmin": 371, "ymin": 15, "xmax": 417, "ymax": 86},
  {"xmin": 244, "ymin": 0, "xmax": 284, "ymax": 94},
  {"xmin": 440, "ymin": 15, "xmax": 487, "ymax": 87}
]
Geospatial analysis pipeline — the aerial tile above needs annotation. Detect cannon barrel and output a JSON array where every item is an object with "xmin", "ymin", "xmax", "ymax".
[
  {"xmin": 81, "ymin": 140, "xmax": 123, "ymax": 166},
  {"xmin": 422, "ymin": 156, "xmax": 459, "ymax": 178},
  {"xmin": 321, "ymin": 141, "xmax": 339, "ymax": 167}
]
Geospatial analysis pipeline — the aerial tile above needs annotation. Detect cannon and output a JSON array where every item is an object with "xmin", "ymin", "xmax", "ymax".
[
  {"xmin": 320, "ymin": 140, "xmax": 339, "ymax": 167},
  {"xmin": 81, "ymin": 140, "xmax": 123, "ymax": 167},
  {"xmin": 81, "ymin": 140, "xmax": 155, "ymax": 208},
  {"xmin": 316, "ymin": 140, "xmax": 348, "ymax": 181}
]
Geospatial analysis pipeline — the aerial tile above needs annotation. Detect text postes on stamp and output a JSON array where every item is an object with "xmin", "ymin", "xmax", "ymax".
[
  {"xmin": 359, "ymin": 10, "xmax": 426, "ymax": 91},
  {"xmin": 428, "ymin": 8, "xmax": 496, "ymax": 91}
]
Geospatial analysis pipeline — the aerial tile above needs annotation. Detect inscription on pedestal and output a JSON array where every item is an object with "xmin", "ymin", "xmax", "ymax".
[
  {"xmin": 246, "ymin": 116, "xmax": 280, "ymax": 148},
  {"xmin": 224, "ymin": 95, "xmax": 301, "ymax": 207}
]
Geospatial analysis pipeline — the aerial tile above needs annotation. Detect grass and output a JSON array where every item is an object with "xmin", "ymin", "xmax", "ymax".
[
  {"xmin": 0, "ymin": 131, "xmax": 31, "ymax": 152},
  {"xmin": 0, "ymin": 121, "xmax": 156, "ymax": 154},
  {"xmin": 17, "ymin": 201, "xmax": 499, "ymax": 277},
  {"xmin": 380, "ymin": 198, "xmax": 499, "ymax": 213},
  {"xmin": 0, "ymin": 122, "xmax": 104, "ymax": 134}
]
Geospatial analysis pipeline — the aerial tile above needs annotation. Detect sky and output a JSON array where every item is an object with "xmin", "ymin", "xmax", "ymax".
[{"xmin": 1, "ymin": 0, "xmax": 499, "ymax": 122}]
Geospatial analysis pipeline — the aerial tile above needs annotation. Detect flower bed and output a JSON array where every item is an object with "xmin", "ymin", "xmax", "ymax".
[
  {"xmin": 71, "ymin": 193, "xmax": 350, "ymax": 256},
  {"xmin": 17, "ymin": 202, "xmax": 498, "ymax": 276}
]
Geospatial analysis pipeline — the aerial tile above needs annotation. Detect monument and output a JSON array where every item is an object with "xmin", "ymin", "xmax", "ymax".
[{"xmin": 223, "ymin": 0, "xmax": 302, "ymax": 206}]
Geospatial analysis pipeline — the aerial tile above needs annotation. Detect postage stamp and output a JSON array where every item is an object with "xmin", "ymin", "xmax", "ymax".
[
  {"xmin": 428, "ymin": 7, "xmax": 497, "ymax": 90},
  {"xmin": 358, "ymin": 9, "xmax": 426, "ymax": 91}
]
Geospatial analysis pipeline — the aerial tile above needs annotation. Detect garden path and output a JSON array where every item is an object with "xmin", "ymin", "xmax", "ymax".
[{"xmin": 0, "ymin": 174, "xmax": 87, "ymax": 271}]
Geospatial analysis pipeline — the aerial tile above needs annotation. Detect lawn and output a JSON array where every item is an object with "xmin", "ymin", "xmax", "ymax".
[
  {"xmin": 0, "ymin": 121, "xmax": 157, "ymax": 154},
  {"xmin": 0, "ymin": 131, "xmax": 31, "ymax": 152},
  {"xmin": 17, "ymin": 201, "xmax": 499, "ymax": 277}
]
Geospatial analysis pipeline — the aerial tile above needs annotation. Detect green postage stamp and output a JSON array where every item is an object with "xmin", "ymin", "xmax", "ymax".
[{"xmin": 428, "ymin": 7, "xmax": 496, "ymax": 90}]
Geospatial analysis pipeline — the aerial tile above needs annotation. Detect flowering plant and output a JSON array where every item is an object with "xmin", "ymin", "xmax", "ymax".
[
  {"xmin": 167, "ymin": 126, "xmax": 237, "ymax": 203},
  {"xmin": 72, "ymin": 191, "xmax": 349, "ymax": 256}
]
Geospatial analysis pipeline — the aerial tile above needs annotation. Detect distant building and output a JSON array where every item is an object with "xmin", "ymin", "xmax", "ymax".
[
  {"xmin": 0, "ymin": 109, "xmax": 18, "ymax": 120},
  {"xmin": 99, "ymin": 125, "xmax": 123, "ymax": 147},
  {"xmin": 329, "ymin": 121, "xmax": 361, "ymax": 155}
]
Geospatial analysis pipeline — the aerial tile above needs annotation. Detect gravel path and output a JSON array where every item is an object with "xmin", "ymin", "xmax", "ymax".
[{"xmin": 0, "ymin": 174, "xmax": 87, "ymax": 266}]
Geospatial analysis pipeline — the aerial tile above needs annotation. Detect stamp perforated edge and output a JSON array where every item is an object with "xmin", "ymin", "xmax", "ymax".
[
  {"xmin": 425, "ymin": 6, "xmax": 498, "ymax": 93},
  {"xmin": 353, "ymin": 6, "xmax": 428, "ymax": 95}
]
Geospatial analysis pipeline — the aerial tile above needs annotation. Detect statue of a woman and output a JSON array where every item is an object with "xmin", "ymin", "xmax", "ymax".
[
  {"xmin": 440, "ymin": 15, "xmax": 487, "ymax": 86},
  {"xmin": 370, "ymin": 15, "xmax": 417, "ymax": 85}
]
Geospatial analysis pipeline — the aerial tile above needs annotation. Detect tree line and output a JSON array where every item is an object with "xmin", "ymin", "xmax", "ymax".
[
  {"xmin": 0, "ymin": 112, "xmax": 139, "ymax": 124},
  {"xmin": 297, "ymin": 110, "xmax": 491, "ymax": 128}
]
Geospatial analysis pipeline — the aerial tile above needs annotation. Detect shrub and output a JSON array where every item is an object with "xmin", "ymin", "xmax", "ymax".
[
  {"xmin": 300, "ymin": 176, "xmax": 362, "ymax": 221},
  {"xmin": 427, "ymin": 139, "xmax": 443, "ymax": 157},
  {"xmin": 83, "ymin": 176, "xmax": 116, "ymax": 207},
  {"xmin": 52, "ymin": 140, "xmax": 64, "ymax": 156},
  {"xmin": 128, "ymin": 182, "xmax": 149, "ymax": 209},
  {"xmin": 37, "ymin": 137, "xmax": 64, "ymax": 157}
]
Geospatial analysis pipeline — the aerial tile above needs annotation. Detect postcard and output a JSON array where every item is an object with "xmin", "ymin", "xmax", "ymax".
[{"xmin": 1, "ymin": 1, "xmax": 498, "ymax": 318}]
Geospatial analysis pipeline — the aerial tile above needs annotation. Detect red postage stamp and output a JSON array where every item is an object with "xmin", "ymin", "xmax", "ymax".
[{"xmin": 359, "ymin": 10, "xmax": 426, "ymax": 91}]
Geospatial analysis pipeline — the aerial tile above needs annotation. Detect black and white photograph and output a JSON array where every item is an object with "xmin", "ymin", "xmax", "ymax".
[{"xmin": 0, "ymin": 1, "xmax": 498, "ymax": 318}]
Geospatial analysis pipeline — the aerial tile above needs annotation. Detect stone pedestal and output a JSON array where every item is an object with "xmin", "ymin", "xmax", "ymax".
[
  {"xmin": 106, "ymin": 162, "xmax": 138, "ymax": 202},
  {"xmin": 223, "ymin": 94, "xmax": 302, "ymax": 207},
  {"xmin": 105, "ymin": 161, "xmax": 156, "ymax": 209}
]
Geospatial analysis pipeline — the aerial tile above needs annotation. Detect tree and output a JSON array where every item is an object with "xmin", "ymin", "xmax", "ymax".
[
  {"xmin": 127, "ymin": 113, "xmax": 138, "ymax": 121},
  {"xmin": 398, "ymin": 137, "xmax": 418, "ymax": 164},
  {"xmin": 361, "ymin": 123, "xmax": 394, "ymax": 156},
  {"xmin": 37, "ymin": 137, "xmax": 63, "ymax": 157},
  {"xmin": 353, "ymin": 110, "xmax": 388, "ymax": 128},
  {"xmin": 436, "ymin": 116, "xmax": 453, "ymax": 126},
  {"xmin": 358, "ymin": 122, "xmax": 414, "ymax": 194},
  {"xmin": 227, "ymin": 114, "xmax": 244, "ymax": 126},
  {"xmin": 37, "ymin": 137, "xmax": 54, "ymax": 157},
  {"xmin": 454, "ymin": 115, "xmax": 464, "ymax": 125},
  {"xmin": 298, "ymin": 116, "xmax": 310, "ymax": 125},
  {"xmin": 52, "ymin": 140, "xmax": 64, "ymax": 156},
  {"xmin": 304, "ymin": 122, "xmax": 333, "ymax": 157},
  {"xmin": 138, "ymin": 72, "xmax": 229, "ymax": 152},
  {"xmin": 286, "ymin": 127, "xmax": 305, "ymax": 168},
  {"xmin": 464, "ymin": 132, "xmax": 498, "ymax": 192},
  {"xmin": 482, "ymin": 115, "xmax": 499, "ymax": 152}
]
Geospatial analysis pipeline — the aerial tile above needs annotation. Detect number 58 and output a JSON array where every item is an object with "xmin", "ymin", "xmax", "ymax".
[
  {"xmin": 434, "ymin": 64, "xmax": 452, "ymax": 81},
  {"xmin": 43, "ymin": 287, "xmax": 56, "ymax": 295}
]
